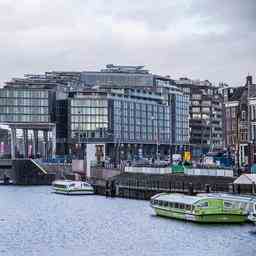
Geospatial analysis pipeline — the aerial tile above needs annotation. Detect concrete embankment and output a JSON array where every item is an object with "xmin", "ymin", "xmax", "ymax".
[
  {"xmin": 2, "ymin": 159, "xmax": 254, "ymax": 199},
  {"xmin": 93, "ymin": 172, "xmax": 237, "ymax": 200}
]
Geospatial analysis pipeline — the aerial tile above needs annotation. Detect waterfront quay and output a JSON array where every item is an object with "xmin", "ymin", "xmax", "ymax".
[
  {"xmin": 0, "ymin": 186, "xmax": 255, "ymax": 256},
  {"xmin": 1, "ymin": 158, "xmax": 254, "ymax": 200},
  {"xmin": 95, "ymin": 172, "xmax": 235, "ymax": 200},
  {"xmin": 0, "ymin": 158, "xmax": 236, "ymax": 198}
]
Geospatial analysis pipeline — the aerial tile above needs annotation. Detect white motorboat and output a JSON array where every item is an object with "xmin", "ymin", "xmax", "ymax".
[{"xmin": 52, "ymin": 180, "xmax": 95, "ymax": 195}]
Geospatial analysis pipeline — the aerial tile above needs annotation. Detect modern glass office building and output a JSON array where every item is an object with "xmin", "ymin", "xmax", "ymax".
[
  {"xmin": 66, "ymin": 88, "xmax": 174, "ymax": 160},
  {"xmin": 81, "ymin": 64, "xmax": 154, "ymax": 88},
  {"xmin": 81, "ymin": 71, "xmax": 154, "ymax": 88},
  {"xmin": 0, "ymin": 85, "xmax": 56, "ymax": 159},
  {"xmin": 0, "ymin": 88, "xmax": 51, "ymax": 123},
  {"xmin": 68, "ymin": 93, "xmax": 109, "ymax": 141},
  {"xmin": 0, "ymin": 65, "xmax": 190, "ymax": 162}
]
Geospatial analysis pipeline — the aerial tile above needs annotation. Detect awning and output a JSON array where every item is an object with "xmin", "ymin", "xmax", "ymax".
[{"xmin": 233, "ymin": 174, "xmax": 256, "ymax": 185}]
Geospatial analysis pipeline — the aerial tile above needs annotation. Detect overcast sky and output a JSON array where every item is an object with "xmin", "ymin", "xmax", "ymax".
[{"xmin": 0, "ymin": 0, "xmax": 255, "ymax": 86}]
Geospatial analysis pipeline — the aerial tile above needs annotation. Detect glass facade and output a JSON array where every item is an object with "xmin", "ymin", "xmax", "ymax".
[
  {"xmin": 69, "ymin": 98, "xmax": 109, "ymax": 140},
  {"xmin": 112, "ymin": 98, "xmax": 171, "ymax": 144},
  {"xmin": 173, "ymin": 94, "xmax": 190, "ymax": 145},
  {"xmin": 0, "ymin": 89, "xmax": 50, "ymax": 123},
  {"xmin": 69, "ymin": 92, "xmax": 172, "ymax": 145},
  {"xmin": 81, "ymin": 72, "xmax": 154, "ymax": 87}
]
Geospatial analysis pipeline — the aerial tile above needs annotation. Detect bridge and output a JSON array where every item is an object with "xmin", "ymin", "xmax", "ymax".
[
  {"xmin": 0, "ymin": 159, "xmax": 12, "ymax": 168},
  {"xmin": 0, "ymin": 158, "xmax": 73, "ymax": 185}
]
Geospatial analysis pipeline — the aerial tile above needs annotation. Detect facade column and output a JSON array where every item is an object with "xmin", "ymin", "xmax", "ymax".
[
  {"xmin": 23, "ymin": 129, "xmax": 28, "ymax": 158},
  {"xmin": 52, "ymin": 125, "xmax": 56, "ymax": 158},
  {"xmin": 10, "ymin": 127, "xmax": 16, "ymax": 160},
  {"xmin": 33, "ymin": 130, "xmax": 39, "ymax": 158},
  {"xmin": 43, "ymin": 130, "xmax": 48, "ymax": 160},
  {"xmin": 31, "ymin": 130, "xmax": 35, "ymax": 158}
]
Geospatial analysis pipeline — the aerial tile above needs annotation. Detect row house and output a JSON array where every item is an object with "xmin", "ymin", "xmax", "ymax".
[{"xmin": 224, "ymin": 75, "xmax": 256, "ymax": 168}]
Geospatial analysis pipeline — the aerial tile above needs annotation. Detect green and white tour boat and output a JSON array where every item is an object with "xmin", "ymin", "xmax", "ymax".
[
  {"xmin": 198, "ymin": 193, "xmax": 256, "ymax": 223},
  {"xmin": 150, "ymin": 193, "xmax": 247, "ymax": 223},
  {"xmin": 52, "ymin": 180, "xmax": 94, "ymax": 195}
]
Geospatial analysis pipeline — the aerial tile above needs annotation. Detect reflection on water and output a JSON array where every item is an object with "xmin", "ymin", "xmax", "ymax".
[{"xmin": 0, "ymin": 186, "xmax": 255, "ymax": 256}]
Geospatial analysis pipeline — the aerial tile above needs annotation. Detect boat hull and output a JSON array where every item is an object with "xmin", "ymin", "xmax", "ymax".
[
  {"xmin": 154, "ymin": 207, "xmax": 246, "ymax": 223},
  {"xmin": 53, "ymin": 189, "xmax": 94, "ymax": 195},
  {"xmin": 248, "ymin": 215, "xmax": 256, "ymax": 224}
]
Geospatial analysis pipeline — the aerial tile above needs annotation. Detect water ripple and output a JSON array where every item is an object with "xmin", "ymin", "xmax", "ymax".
[{"xmin": 0, "ymin": 186, "xmax": 256, "ymax": 256}]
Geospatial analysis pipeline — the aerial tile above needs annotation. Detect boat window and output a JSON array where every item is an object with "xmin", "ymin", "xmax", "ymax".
[
  {"xmin": 159, "ymin": 201, "xmax": 163, "ymax": 206},
  {"xmin": 180, "ymin": 204, "xmax": 184, "ymax": 209},
  {"xmin": 198, "ymin": 201, "xmax": 208, "ymax": 208},
  {"xmin": 185, "ymin": 205, "xmax": 191, "ymax": 210},
  {"xmin": 255, "ymin": 204, "xmax": 256, "ymax": 211},
  {"xmin": 239, "ymin": 202, "xmax": 246, "ymax": 210},
  {"xmin": 53, "ymin": 184, "xmax": 66, "ymax": 189},
  {"xmin": 163, "ymin": 201, "xmax": 168, "ymax": 207},
  {"xmin": 154, "ymin": 200, "xmax": 158, "ymax": 205},
  {"xmin": 174, "ymin": 203, "xmax": 179, "ymax": 208},
  {"xmin": 168, "ymin": 202, "xmax": 173, "ymax": 208},
  {"xmin": 224, "ymin": 201, "xmax": 233, "ymax": 208}
]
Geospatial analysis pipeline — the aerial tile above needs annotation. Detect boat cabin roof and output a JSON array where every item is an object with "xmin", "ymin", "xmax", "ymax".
[
  {"xmin": 153, "ymin": 193, "xmax": 208, "ymax": 205},
  {"xmin": 53, "ymin": 180, "xmax": 90, "ymax": 186},
  {"xmin": 199, "ymin": 193, "xmax": 256, "ymax": 203}
]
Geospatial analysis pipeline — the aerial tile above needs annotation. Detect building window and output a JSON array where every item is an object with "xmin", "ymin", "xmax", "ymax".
[
  {"xmin": 251, "ymin": 105, "xmax": 256, "ymax": 121},
  {"xmin": 202, "ymin": 107, "xmax": 210, "ymax": 113},
  {"xmin": 192, "ymin": 101, "xmax": 200, "ymax": 106},
  {"xmin": 241, "ymin": 110, "xmax": 246, "ymax": 120},
  {"xmin": 192, "ymin": 94, "xmax": 201, "ymax": 100},
  {"xmin": 226, "ymin": 108, "xmax": 230, "ymax": 117},
  {"xmin": 192, "ymin": 107, "xmax": 200, "ymax": 113},
  {"xmin": 231, "ymin": 107, "xmax": 236, "ymax": 118},
  {"xmin": 202, "ymin": 101, "xmax": 211, "ymax": 106},
  {"xmin": 232, "ymin": 122, "xmax": 236, "ymax": 130}
]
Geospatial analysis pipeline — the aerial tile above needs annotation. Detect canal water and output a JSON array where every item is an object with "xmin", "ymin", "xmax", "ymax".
[{"xmin": 0, "ymin": 186, "xmax": 255, "ymax": 256}]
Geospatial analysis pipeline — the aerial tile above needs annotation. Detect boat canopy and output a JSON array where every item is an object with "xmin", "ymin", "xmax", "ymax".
[
  {"xmin": 53, "ymin": 180, "xmax": 74, "ymax": 185},
  {"xmin": 52, "ymin": 180, "xmax": 90, "ymax": 186},
  {"xmin": 234, "ymin": 174, "xmax": 256, "ymax": 185},
  {"xmin": 154, "ymin": 193, "xmax": 208, "ymax": 205},
  {"xmin": 199, "ymin": 193, "xmax": 256, "ymax": 203}
]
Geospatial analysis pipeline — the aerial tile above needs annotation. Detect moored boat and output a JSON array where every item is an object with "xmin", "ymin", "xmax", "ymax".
[
  {"xmin": 52, "ymin": 180, "xmax": 94, "ymax": 195},
  {"xmin": 150, "ymin": 193, "xmax": 247, "ymax": 223},
  {"xmin": 197, "ymin": 193, "xmax": 256, "ymax": 223}
]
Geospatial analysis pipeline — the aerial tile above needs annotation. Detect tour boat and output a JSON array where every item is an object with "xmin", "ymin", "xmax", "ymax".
[
  {"xmin": 150, "ymin": 193, "xmax": 247, "ymax": 223},
  {"xmin": 198, "ymin": 193, "xmax": 256, "ymax": 223},
  {"xmin": 52, "ymin": 180, "xmax": 95, "ymax": 195}
]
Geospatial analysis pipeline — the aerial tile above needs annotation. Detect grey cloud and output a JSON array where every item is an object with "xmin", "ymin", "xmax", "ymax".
[{"xmin": 0, "ymin": 0, "xmax": 255, "ymax": 86}]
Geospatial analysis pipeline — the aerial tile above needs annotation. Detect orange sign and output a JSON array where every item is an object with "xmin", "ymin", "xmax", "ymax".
[{"xmin": 183, "ymin": 151, "xmax": 191, "ymax": 161}]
